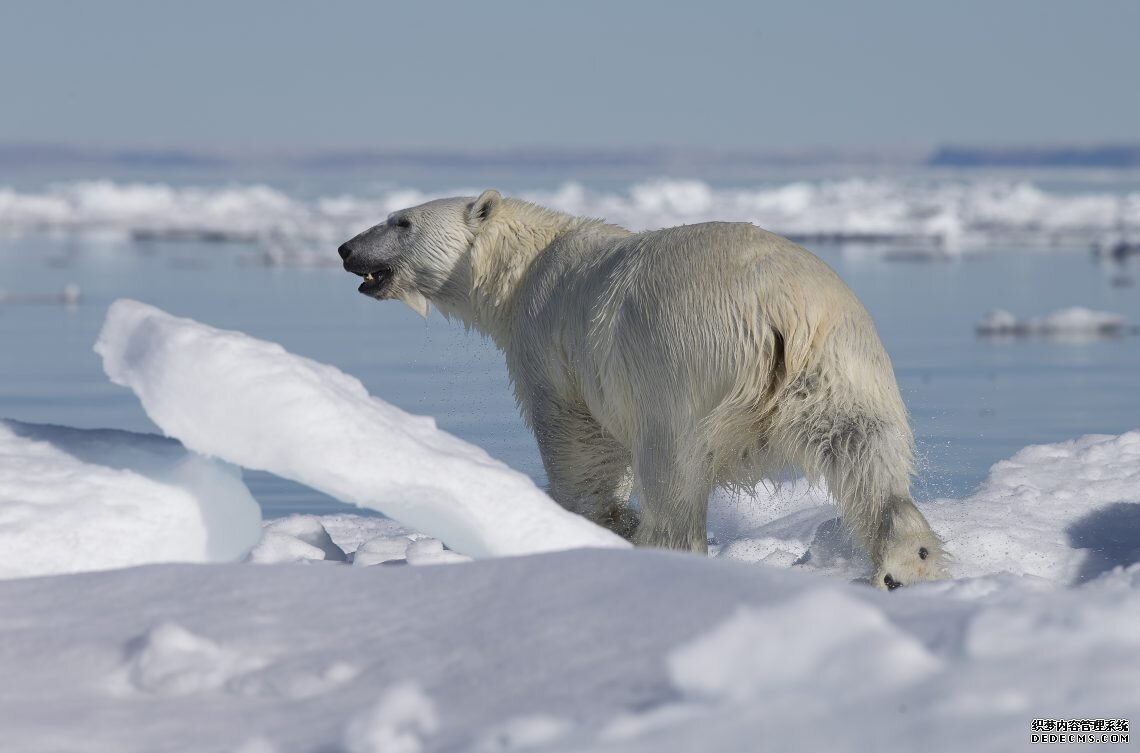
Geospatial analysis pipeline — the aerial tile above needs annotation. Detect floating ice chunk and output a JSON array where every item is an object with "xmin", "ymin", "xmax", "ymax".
[
  {"xmin": 96, "ymin": 300, "xmax": 626, "ymax": 559},
  {"xmin": 0, "ymin": 419, "xmax": 261, "ymax": 578},
  {"xmin": 344, "ymin": 683, "xmax": 439, "ymax": 753},
  {"xmin": 975, "ymin": 308, "xmax": 1019, "ymax": 335},
  {"xmin": 976, "ymin": 306, "xmax": 1129, "ymax": 339},
  {"xmin": 0, "ymin": 283, "xmax": 82, "ymax": 306},
  {"xmin": 1038, "ymin": 306, "xmax": 1127, "ymax": 334}
]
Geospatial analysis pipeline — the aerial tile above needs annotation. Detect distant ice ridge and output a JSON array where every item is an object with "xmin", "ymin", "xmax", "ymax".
[
  {"xmin": 96, "ymin": 299, "xmax": 626, "ymax": 558},
  {"xmin": 2, "ymin": 177, "xmax": 1138, "ymax": 251},
  {"xmin": 0, "ymin": 419, "xmax": 261, "ymax": 578},
  {"xmin": 535, "ymin": 178, "xmax": 1140, "ymax": 249}
]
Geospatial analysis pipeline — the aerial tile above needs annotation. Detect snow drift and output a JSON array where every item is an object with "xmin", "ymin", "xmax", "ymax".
[
  {"xmin": 95, "ymin": 299, "xmax": 626, "ymax": 558},
  {"xmin": 0, "ymin": 419, "xmax": 261, "ymax": 578}
]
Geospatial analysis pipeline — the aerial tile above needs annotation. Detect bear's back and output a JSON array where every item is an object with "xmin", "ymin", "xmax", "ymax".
[{"xmin": 606, "ymin": 221, "xmax": 857, "ymax": 312}]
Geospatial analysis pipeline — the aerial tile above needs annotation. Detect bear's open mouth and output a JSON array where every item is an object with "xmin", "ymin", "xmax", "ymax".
[{"xmin": 353, "ymin": 264, "xmax": 394, "ymax": 298}]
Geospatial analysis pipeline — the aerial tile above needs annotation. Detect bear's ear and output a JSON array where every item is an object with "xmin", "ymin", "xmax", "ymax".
[{"xmin": 467, "ymin": 189, "xmax": 502, "ymax": 229}]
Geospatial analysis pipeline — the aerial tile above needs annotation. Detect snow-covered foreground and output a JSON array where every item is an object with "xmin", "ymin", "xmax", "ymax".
[
  {"xmin": 1, "ymin": 547, "xmax": 1136, "ymax": 753},
  {"xmin": 2, "ymin": 177, "xmax": 1138, "ymax": 249},
  {"xmin": 96, "ymin": 299, "xmax": 625, "ymax": 558},
  {"xmin": 0, "ymin": 419, "xmax": 260, "ymax": 577},
  {"xmin": 2, "ymin": 301, "xmax": 1138, "ymax": 751}
]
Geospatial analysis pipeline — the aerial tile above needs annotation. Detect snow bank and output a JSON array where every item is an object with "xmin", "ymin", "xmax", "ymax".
[
  {"xmin": 0, "ymin": 419, "xmax": 260, "ymax": 578},
  {"xmin": 714, "ymin": 431, "xmax": 1140, "ymax": 587},
  {"xmin": 977, "ymin": 306, "xmax": 1130, "ymax": 339},
  {"xmin": 932, "ymin": 431, "xmax": 1140, "ymax": 583},
  {"xmin": 3, "ymin": 177, "xmax": 1137, "ymax": 250},
  {"xmin": 96, "ymin": 300, "xmax": 626, "ymax": 558}
]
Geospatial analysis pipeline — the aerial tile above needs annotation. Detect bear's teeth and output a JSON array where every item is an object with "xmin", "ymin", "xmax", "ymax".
[{"xmin": 364, "ymin": 273, "xmax": 375, "ymax": 281}]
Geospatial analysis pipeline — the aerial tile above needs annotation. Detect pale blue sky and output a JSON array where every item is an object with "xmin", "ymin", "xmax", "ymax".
[{"xmin": 1, "ymin": 0, "xmax": 1137, "ymax": 150}]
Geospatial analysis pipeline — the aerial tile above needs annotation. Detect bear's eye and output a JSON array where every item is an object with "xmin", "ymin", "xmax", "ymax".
[
  {"xmin": 918, "ymin": 547, "xmax": 929, "ymax": 560},
  {"xmin": 389, "ymin": 215, "xmax": 412, "ymax": 229}
]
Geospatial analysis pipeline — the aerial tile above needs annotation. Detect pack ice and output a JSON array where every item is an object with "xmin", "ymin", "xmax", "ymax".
[
  {"xmin": 0, "ymin": 419, "xmax": 261, "ymax": 578},
  {"xmin": 96, "ymin": 299, "xmax": 625, "ymax": 558}
]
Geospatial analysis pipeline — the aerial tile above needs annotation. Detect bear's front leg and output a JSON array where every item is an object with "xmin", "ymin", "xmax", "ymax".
[{"xmin": 530, "ymin": 399, "xmax": 638, "ymax": 539}]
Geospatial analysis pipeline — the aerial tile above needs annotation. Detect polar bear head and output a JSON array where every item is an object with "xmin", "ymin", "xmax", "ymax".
[
  {"xmin": 874, "ymin": 517, "xmax": 947, "ymax": 590},
  {"xmin": 337, "ymin": 190, "xmax": 504, "ymax": 319},
  {"xmin": 875, "ymin": 539, "xmax": 947, "ymax": 590}
]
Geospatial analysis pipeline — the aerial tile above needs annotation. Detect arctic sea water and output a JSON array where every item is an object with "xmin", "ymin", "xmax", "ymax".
[{"xmin": 2, "ymin": 170, "xmax": 1139, "ymax": 518}]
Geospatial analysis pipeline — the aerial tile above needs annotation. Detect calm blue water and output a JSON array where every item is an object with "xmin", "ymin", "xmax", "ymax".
[{"xmin": 2, "ymin": 198, "xmax": 1139, "ymax": 518}]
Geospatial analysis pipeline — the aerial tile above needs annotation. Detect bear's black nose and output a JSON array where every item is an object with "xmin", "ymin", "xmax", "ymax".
[
  {"xmin": 338, "ymin": 243, "xmax": 354, "ymax": 261},
  {"xmin": 883, "ymin": 574, "xmax": 902, "ymax": 591}
]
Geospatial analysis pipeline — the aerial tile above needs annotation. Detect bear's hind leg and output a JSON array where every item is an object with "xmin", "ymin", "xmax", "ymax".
[{"xmin": 631, "ymin": 427, "xmax": 714, "ymax": 554}]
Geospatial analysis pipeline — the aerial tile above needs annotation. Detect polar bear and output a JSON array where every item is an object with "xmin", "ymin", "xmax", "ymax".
[{"xmin": 338, "ymin": 191, "xmax": 946, "ymax": 588}]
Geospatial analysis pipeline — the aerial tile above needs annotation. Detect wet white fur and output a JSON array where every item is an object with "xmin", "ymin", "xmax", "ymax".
[{"xmin": 342, "ymin": 191, "xmax": 946, "ymax": 588}]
